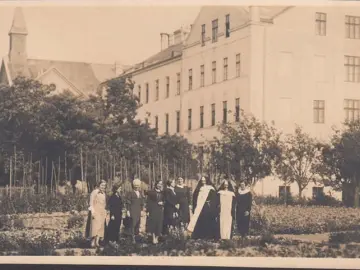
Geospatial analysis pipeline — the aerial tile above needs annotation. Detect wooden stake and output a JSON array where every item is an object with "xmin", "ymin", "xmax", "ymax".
[
  {"xmin": 14, "ymin": 146, "xmax": 16, "ymax": 187},
  {"xmin": 95, "ymin": 155, "xmax": 98, "ymax": 183},
  {"xmin": 58, "ymin": 156, "xmax": 61, "ymax": 186},
  {"xmin": 22, "ymin": 155, "xmax": 26, "ymax": 189},
  {"xmin": 50, "ymin": 162, "xmax": 54, "ymax": 194},
  {"xmin": 152, "ymin": 162, "xmax": 155, "ymax": 189},
  {"xmin": 45, "ymin": 157, "xmax": 48, "ymax": 188},
  {"xmin": 29, "ymin": 153, "xmax": 33, "ymax": 188},
  {"xmin": 65, "ymin": 151, "xmax": 68, "ymax": 182},
  {"xmin": 80, "ymin": 148, "xmax": 84, "ymax": 182},
  {"xmin": 148, "ymin": 163, "xmax": 151, "ymax": 190},
  {"xmin": 9, "ymin": 157, "xmax": 12, "ymax": 198}
]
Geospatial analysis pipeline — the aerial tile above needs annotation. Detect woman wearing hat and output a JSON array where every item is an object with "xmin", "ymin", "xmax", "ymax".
[{"xmin": 105, "ymin": 181, "xmax": 124, "ymax": 244}]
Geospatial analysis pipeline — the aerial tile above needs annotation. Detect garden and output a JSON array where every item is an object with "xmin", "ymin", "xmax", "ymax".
[
  {"xmin": 1, "ymin": 76, "xmax": 360, "ymax": 257},
  {"xmin": 1, "ymin": 197, "xmax": 360, "ymax": 257}
]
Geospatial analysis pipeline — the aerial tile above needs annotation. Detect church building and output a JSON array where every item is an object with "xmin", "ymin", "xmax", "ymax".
[{"xmin": 0, "ymin": 7, "xmax": 124, "ymax": 98}]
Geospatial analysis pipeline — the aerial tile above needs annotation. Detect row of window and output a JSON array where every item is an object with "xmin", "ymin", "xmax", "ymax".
[
  {"xmin": 279, "ymin": 186, "xmax": 324, "ymax": 199},
  {"xmin": 145, "ymin": 98, "xmax": 241, "ymax": 134},
  {"xmin": 201, "ymin": 14, "xmax": 231, "ymax": 46},
  {"xmin": 313, "ymin": 99, "xmax": 360, "ymax": 123},
  {"xmin": 316, "ymin": 12, "xmax": 360, "ymax": 39},
  {"xmin": 137, "ymin": 54, "xmax": 241, "ymax": 104},
  {"xmin": 144, "ymin": 97, "xmax": 358, "ymax": 134},
  {"xmin": 201, "ymin": 12, "xmax": 360, "ymax": 47},
  {"xmin": 189, "ymin": 54, "xmax": 241, "ymax": 90},
  {"xmin": 137, "ymin": 53, "xmax": 360, "ymax": 105}
]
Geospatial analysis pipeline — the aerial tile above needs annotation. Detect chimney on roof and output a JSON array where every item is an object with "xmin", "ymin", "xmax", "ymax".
[
  {"xmin": 160, "ymin": 33, "xmax": 170, "ymax": 51},
  {"xmin": 173, "ymin": 26, "xmax": 190, "ymax": 45},
  {"xmin": 249, "ymin": 6, "xmax": 260, "ymax": 23}
]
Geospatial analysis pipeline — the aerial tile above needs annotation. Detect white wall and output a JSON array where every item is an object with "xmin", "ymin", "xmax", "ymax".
[{"xmin": 132, "ymin": 59, "xmax": 182, "ymax": 135}]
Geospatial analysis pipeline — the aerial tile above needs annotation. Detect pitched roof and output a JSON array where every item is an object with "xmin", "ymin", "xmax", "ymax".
[
  {"xmin": 2, "ymin": 56, "xmax": 118, "ymax": 96},
  {"xmin": 123, "ymin": 6, "xmax": 291, "ymax": 76},
  {"xmin": 124, "ymin": 43, "xmax": 183, "ymax": 75}
]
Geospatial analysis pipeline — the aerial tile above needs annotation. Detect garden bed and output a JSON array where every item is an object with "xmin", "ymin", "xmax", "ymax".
[{"xmin": 250, "ymin": 205, "xmax": 360, "ymax": 235}]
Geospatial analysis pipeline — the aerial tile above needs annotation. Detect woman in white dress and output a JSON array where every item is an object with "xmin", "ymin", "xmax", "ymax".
[
  {"xmin": 89, "ymin": 180, "xmax": 107, "ymax": 247},
  {"xmin": 217, "ymin": 179, "xmax": 236, "ymax": 240}
]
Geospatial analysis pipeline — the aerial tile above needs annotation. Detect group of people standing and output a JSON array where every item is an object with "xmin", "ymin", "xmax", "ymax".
[
  {"xmin": 85, "ymin": 175, "xmax": 253, "ymax": 248},
  {"xmin": 188, "ymin": 176, "xmax": 252, "ymax": 241}
]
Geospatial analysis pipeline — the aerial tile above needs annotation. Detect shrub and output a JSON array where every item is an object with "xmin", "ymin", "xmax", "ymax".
[
  {"xmin": 81, "ymin": 249, "xmax": 92, "ymax": 256},
  {"xmin": 17, "ymin": 231, "xmax": 60, "ymax": 255},
  {"xmin": 254, "ymin": 195, "xmax": 343, "ymax": 207},
  {"xmin": 0, "ymin": 215, "xmax": 12, "ymax": 231},
  {"xmin": 249, "ymin": 205, "xmax": 360, "ymax": 235},
  {"xmin": 67, "ymin": 214, "xmax": 84, "ymax": 229},
  {"xmin": 329, "ymin": 231, "xmax": 360, "ymax": 244},
  {"xmin": 13, "ymin": 217, "xmax": 25, "ymax": 230},
  {"xmin": 64, "ymin": 249, "xmax": 75, "ymax": 256},
  {"xmin": 0, "ymin": 190, "xmax": 88, "ymax": 215},
  {"xmin": 60, "ymin": 230, "xmax": 88, "ymax": 249}
]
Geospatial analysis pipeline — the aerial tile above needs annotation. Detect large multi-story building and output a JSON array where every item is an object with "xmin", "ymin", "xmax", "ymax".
[{"xmin": 122, "ymin": 5, "xmax": 360, "ymax": 199}]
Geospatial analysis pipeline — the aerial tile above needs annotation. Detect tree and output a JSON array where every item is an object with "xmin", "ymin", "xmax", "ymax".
[
  {"xmin": 0, "ymin": 77, "xmax": 55, "ymax": 154},
  {"xmin": 155, "ymin": 134, "xmax": 198, "ymax": 179},
  {"xmin": 317, "ymin": 120, "xmax": 360, "ymax": 207},
  {"xmin": 275, "ymin": 126, "xmax": 323, "ymax": 198},
  {"xmin": 205, "ymin": 111, "xmax": 282, "ymax": 186}
]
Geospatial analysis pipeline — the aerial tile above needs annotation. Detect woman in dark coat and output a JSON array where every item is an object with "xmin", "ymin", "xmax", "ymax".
[
  {"xmin": 175, "ymin": 177, "xmax": 191, "ymax": 230},
  {"xmin": 187, "ymin": 176, "xmax": 219, "ymax": 240},
  {"xmin": 235, "ymin": 181, "xmax": 253, "ymax": 238},
  {"xmin": 163, "ymin": 179, "xmax": 179, "ymax": 235},
  {"xmin": 146, "ymin": 180, "xmax": 164, "ymax": 244},
  {"xmin": 105, "ymin": 182, "xmax": 123, "ymax": 244}
]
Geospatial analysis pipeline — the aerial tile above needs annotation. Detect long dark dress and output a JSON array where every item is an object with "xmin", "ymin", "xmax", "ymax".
[
  {"xmin": 189, "ymin": 185, "xmax": 219, "ymax": 240},
  {"xmin": 175, "ymin": 185, "xmax": 191, "ymax": 224},
  {"xmin": 235, "ymin": 190, "xmax": 252, "ymax": 236},
  {"xmin": 146, "ymin": 189, "xmax": 164, "ymax": 236},
  {"xmin": 106, "ymin": 193, "xmax": 123, "ymax": 242},
  {"xmin": 164, "ymin": 188, "xmax": 179, "ymax": 228},
  {"xmin": 124, "ymin": 190, "xmax": 144, "ymax": 236}
]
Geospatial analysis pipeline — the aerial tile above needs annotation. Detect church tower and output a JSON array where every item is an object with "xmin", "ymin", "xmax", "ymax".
[{"xmin": 8, "ymin": 7, "xmax": 29, "ymax": 77}]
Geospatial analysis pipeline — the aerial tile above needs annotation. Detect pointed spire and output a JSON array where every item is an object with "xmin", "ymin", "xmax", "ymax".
[{"xmin": 9, "ymin": 7, "xmax": 27, "ymax": 35}]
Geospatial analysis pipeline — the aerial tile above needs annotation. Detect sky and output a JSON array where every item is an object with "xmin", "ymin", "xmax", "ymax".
[{"xmin": 0, "ymin": 5, "xmax": 201, "ymax": 66}]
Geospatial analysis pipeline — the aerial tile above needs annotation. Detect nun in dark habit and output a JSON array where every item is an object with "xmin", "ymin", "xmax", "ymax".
[
  {"xmin": 187, "ymin": 176, "xmax": 218, "ymax": 240},
  {"xmin": 235, "ymin": 180, "xmax": 253, "ymax": 238}
]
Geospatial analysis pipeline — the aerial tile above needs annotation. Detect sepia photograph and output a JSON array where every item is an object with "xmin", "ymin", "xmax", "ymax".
[{"xmin": 0, "ymin": 0, "xmax": 360, "ymax": 267}]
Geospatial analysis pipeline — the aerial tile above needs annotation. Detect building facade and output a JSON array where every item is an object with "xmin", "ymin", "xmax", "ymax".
[{"xmin": 123, "ymin": 5, "xmax": 360, "ymax": 199}]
